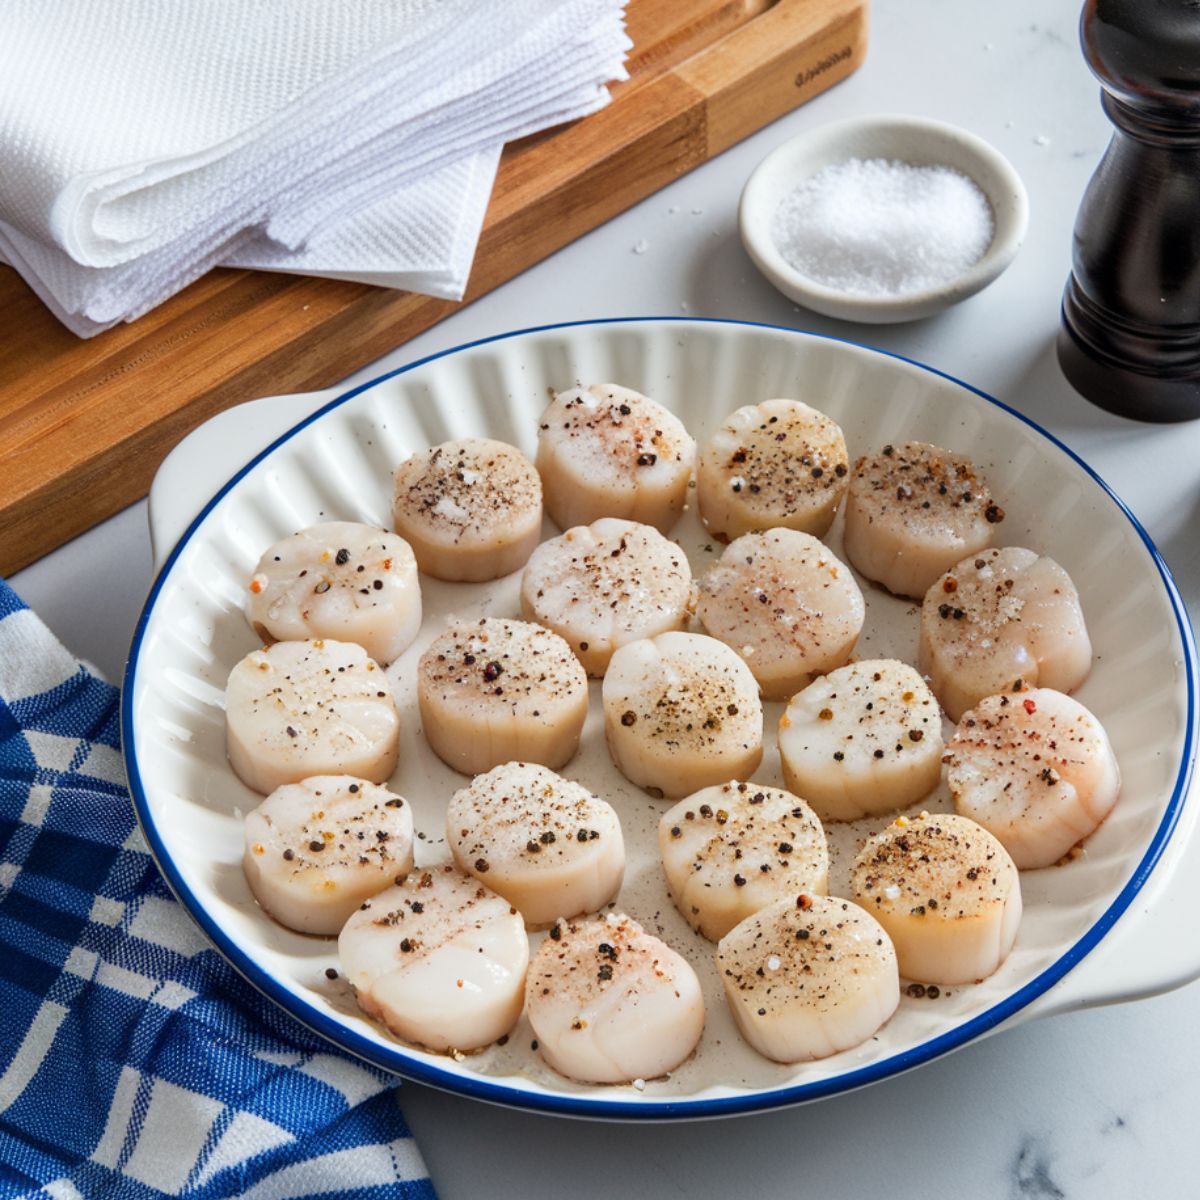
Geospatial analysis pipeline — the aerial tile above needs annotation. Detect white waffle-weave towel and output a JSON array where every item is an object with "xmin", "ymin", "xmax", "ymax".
[{"xmin": 0, "ymin": 0, "xmax": 629, "ymax": 336}]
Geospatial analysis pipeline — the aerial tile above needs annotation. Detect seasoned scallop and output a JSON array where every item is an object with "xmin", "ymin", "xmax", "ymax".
[
  {"xmin": 226, "ymin": 639, "xmax": 400, "ymax": 795},
  {"xmin": 602, "ymin": 632, "xmax": 764, "ymax": 799},
  {"xmin": 851, "ymin": 812, "xmax": 1022, "ymax": 985},
  {"xmin": 447, "ymin": 762, "xmax": 625, "ymax": 927},
  {"xmin": 339, "ymin": 866, "xmax": 529, "ymax": 1052},
  {"xmin": 526, "ymin": 913, "xmax": 705, "ymax": 1084},
  {"xmin": 919, "ymin": 547, "xmax": 1092, "ymax": 722},
  {"xmin": 520, "ymin": 518, "xmax": 692, "ymax": 676},
  {"xmin": 717, "ymin": 894, "xmax": 899, "ymax": 1063},
  {"xmin": 842, "ymin": 441, "xmax": 1003, "ymax": 600},
  {"xmin": 536, "ymin": 383, "xmax": 696, "ymax": 534},
  {"xmin": 778, "ymin": 659, "xmax": 943, "ymax": 822},
  {"xmin": 696, "ymin": 399, "xmax": 849, "ymax": 541},
  {"xmin": 418, "ymin": 618, "xmax": 588, "ymax": 776},
  {"xmin": 243, "ymin": 776, "xmax": 414, "ymax": 935},
  {"xmin": 946, "ymin": 687, "xmax": 1120, "ymax": 869},
  {"xmin": 696, "ymin": 529, "xmax": 864, "ymax": 700},
  {"xmin": 659, "ymin": 782, "xmax": 828, "ymax": 942},
  {"xmin": 245, "ymin": 521, "xmax": 421, "ymax": 666},
  {"xmin": 392, "ymin": 437, "xmax": 543, "ymax": 581}
]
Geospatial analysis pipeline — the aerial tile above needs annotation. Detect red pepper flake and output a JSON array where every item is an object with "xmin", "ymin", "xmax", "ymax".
[
  {"xmin": 797, "ymin": 894, "xmax": 813, "ymax": 910},
  {"xmin": 943, "ymin": 577, "xmax": 958, "ymax": 593},
  {"xmin": 908, "ymin": 729, "xmax": 924, "ymax": 742},
  {"xmin": 1023, "ymin": 698, "xmax": 1038, "ymax": 714},
  {"xmin": 482, "ymin": 661, "xmax": 503, "ymax": 682}
]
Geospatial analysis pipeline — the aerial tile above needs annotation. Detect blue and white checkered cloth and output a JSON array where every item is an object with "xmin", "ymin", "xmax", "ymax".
[{"xmin": 0, "ymin": 580, "xmax": 437, "ymax": 1199}]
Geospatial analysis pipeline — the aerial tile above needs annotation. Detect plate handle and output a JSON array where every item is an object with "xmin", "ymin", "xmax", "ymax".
[
  {"xmin": 1022, "ymin": 783, "xmax": 1200, "ymax": 1018},
  {"xmin": 148, "ymin": 390, "xmax": 336, "ymax": 573}
]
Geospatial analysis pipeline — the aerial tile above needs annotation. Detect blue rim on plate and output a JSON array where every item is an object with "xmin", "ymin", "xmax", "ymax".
[{"xmin": 122, "ymin": 317, "xmax": 1198, "ymax": 1120}]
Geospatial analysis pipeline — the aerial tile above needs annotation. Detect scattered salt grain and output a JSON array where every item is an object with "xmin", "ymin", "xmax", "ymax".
[
  {"xmin": 771, "ymin": 157, "xmax": 994, "ymax": 298},
  {"xmin": 1034, "ymin": 134, "xmax": 1050, "ymax": 146},
  {"xmin": 433, "ymin": 496, "xmax": 469, "ymax": 522},
  {"xmin": 633, "ymin": 239, "xmax": 649, "ymax": 255}
]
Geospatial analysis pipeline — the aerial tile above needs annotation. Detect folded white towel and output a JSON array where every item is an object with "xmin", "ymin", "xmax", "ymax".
[{"xmin": 0, "ymin": 0, "xmax": 629, "ymax": 336}]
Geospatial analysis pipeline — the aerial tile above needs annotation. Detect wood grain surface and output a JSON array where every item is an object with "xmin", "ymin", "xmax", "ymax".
[{"xmin": 0, "ymin": 0, "xmax": 866, "ymax": 575}]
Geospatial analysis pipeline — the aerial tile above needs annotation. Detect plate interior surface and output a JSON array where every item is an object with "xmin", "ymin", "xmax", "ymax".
[{"xmin": 125, "ymin": 319, "xmax": 1193, "ymax": 1117}]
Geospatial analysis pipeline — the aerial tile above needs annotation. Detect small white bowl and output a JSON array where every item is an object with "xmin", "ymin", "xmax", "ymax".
[{"xmin": 739, "ymin": 114, "xmax": 1029, "ymax": 323}]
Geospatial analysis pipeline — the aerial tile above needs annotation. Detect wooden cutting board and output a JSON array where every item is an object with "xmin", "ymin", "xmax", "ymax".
[{"xmin": 0, "ymin": 0, "xmax": 866, "ymax": 575}]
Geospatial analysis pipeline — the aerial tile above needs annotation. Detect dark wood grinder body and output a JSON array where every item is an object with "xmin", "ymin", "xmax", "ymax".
[{"xmin": 1058, "ymin": 0, "xmax": 1200, "ymax": 421}]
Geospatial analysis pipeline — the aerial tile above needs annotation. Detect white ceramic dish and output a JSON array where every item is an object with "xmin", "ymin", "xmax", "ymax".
[
  {"xmin": 125, "ymin": 318, "xmax": 1198, "ymax": 1120},
  {"xmin": 739, "ymin": 115, "xmax": 1029, "ymax": 323}
]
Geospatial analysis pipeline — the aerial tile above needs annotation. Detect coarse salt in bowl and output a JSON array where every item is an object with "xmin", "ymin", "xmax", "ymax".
[{"xmin": 739, "ymin": 114, "xmax": 1029, "ymax": 323}]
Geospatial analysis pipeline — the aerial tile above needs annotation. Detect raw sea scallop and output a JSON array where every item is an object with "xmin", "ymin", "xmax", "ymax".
[
  {"xmin": 717, "ymin": 893, "xmax": 899, "ymax": 1063},
  {"xmin": 778, "ymin": 659, "xmax": 943, "ymax": 822},
  {"xmin": 447, "ymin": 762, "xmax": 625, "ymax": 928},
  {"xmin": 852, "ymin": 812, "xmax": 1022, "ymax": 985},
  {"xmin": 659, "ymin": 782, "xmax": 828, "ymax": 941},
  {"xmin": 842, "ymin": 441, "xmax": 1003, "ymax": 600},
  {"xmin": 919, "ymin": 546, "xmax": 1092, "ymax": 722},
  {"xmin": 535, "ymin": 383, "xmax": 696, "ymax": 534},
  {"xmin": 602, "ymin": 631, "xmax": 764, "ymax": 798},
  {"xmin": 696, "ymin": 529, "xmax": 864, "ymax": 701},
  {"xmin": 418, "ymin": 618, "xmax": 588, "ymax": 776},
  {"xmin": 225, "ymin": 639, "xmax": 400, "ymax": 795},
  {"xmin": 246, "ymin": 521, "xmax": 421, "ymax": 666},
  {"xmin": 945, "ymin": 687, "xmax": 1120, "ymax": 869},
  {"xmin": 393, "ymin": 437, "xmax": 543, "ymax": 581},
  {"xmin": 520, "ymin": 518, "xmax": 692, "ymax": 677},
  {"xmin": 526, "ymin": 913, "xmax": 705, "ymax": 1084},
  {"xmin": 243, "ymin": 776, "xmax": 414, "ymax": 935},
  {"xmin": 696, "ymin": 399, "xmax": 849, "ymax": 541},
  {"xmin": 339, "ymin": 865, "xmax": 529, "ymax": 1052}
]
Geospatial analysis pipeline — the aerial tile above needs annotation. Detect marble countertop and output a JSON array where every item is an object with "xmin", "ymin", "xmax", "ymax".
[{"xmin": 13, "ymin": 2, "xmax": 1200, "ymax": 1196}]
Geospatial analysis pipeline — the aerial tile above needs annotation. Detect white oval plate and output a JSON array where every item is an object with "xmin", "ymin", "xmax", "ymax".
[{"xmin": 124, "ymin": 318, "xmax": 1198, "ymax": 1120}]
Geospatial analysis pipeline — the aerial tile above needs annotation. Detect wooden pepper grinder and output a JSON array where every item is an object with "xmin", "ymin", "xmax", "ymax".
[{"xmin": 1057, "ymin": 0, "xmax": 1200, "ymax": 422}]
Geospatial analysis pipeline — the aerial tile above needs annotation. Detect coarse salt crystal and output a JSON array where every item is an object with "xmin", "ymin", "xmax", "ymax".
[
  {"xmin": 771, "ymin": 157, "xmax": 994, "ymax": 299},
  {"xmin": 459, "ymin": 469, "xmax": 478, "ymax": 484},
  {"xmin": 633, "ymin": 239, "xmax": 649, "ymax": 255},
  {"xmin": 884, "ymin": 885, "xmax": 902, "ymax": 900},
  {"xmin": 433, "ymin": 496, "xmax": 469, "ymax": 522},
  {"xmin": 766, "ymin": 955, "xmax": 781, "ymax": 971},
  {"xmin": 633, "ymin": 1078, "xmax": 646, "ymax": 1091}
]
